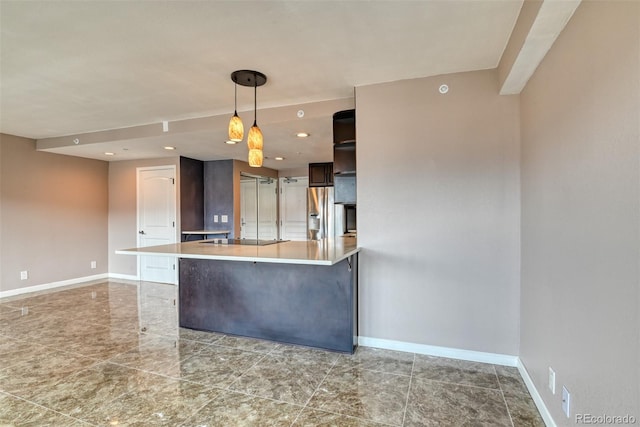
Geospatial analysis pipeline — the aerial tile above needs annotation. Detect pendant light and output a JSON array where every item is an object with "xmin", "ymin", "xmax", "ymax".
[
  {"xmin": 247, "ymin": 80, "xmax": 263, "ymax": 150},
  {"xmin": 248, "ymin": 148, "xmax": 263, "ymax": 167},
  {"xmin": 227, "ymin": 82, "xmax": 243, "ymax": 143},
  {"xmin": 230, "ymin": 70, "xmax": 266, "ymax": 167}
]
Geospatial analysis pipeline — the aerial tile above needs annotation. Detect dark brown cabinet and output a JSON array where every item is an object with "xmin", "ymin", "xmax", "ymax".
[
  {"xmin": 309, "ymin": 162, "xmax": 333, "ymax": 187},
  {"xmin": 333, "ymin": 109, "xmax": 356, "ymax": 204},
  {"xmin": 333, "ymin": 141, "xmax": 356, "ymax": 175},
  {"xmin": 333, "ymin": 109, "xmax": 356, "ymax": 144}
]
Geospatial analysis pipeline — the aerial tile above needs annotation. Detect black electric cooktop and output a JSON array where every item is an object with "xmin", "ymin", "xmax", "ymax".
[{"xmin": 202, "ymin": 239, "xmax": 287, "ymax": 246}]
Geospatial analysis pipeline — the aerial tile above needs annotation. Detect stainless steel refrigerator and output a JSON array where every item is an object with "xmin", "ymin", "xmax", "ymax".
[{"xmin": 307, "ymin": 187, "xmax": 345, "ymax": 240}]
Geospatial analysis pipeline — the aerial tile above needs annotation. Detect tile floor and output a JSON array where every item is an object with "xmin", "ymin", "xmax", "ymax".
[{"xmin": 0, "ymin": 281, "xmax": 545, "ymax": 426}]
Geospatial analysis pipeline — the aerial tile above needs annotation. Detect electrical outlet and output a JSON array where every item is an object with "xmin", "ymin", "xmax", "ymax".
[
  {"xmin": 90, "ymin": 261, "xmax": 97, "ymax": 269},
  {"xmin": 562, "ymin": 386, "xmax": 571, "ymax": 417},
  {"xmin": 221, "ymin": 215, "xmax": 228, "ymax": 223},
  {"xmin": 548, "ymin": 367, "xmax": 556, "ymax": 394},
  {"xmin": 20, "ymin": 271, "xmax": 28, "ymax": 280},
  {"xmin": 214, "ymin": 215, "xmax": 219, "ymax": 223}
]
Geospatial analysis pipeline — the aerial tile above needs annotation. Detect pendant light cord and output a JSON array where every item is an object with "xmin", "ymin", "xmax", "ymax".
[
  {"xmin": 253, "ymin": 73, "xmax": 258, "ymax": 127},
  {"xmin": 234, "ymin": 83, "xmax": 238, "ymax": 115}
]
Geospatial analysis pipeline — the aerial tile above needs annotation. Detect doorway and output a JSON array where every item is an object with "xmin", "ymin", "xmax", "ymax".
[
  {"xmin": 137, "ymin": 166, "xmax": 177, "ymax": 284},
  {"xmin": 279, "ymin": 177, "xmax": 309, "ymax": 240},
  {"xmin": 239, "ymin": 173, "xmax": 278, "ymax": 240}
]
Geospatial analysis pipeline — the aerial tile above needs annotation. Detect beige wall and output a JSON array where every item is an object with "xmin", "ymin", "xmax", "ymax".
[
  {"xmin": 0, "ymin": 134, "xmax": 108, "ymax": 292},
  {"xmin": 278, "ymin": 167, "xmax": 308, "ymax": 178},
  {"xmin": 520, "ymin": 1, "xmax": 639, "ymax": 423},
  {"xmin": 108, "ymin": 157, "xmax": 180, "ymax": 277},
  {"xmin": 0, "ymin": 139, "xmax": 3, "ymax": 287},
  {"xmin": 356, "ymin": 70, "xmax": 521, "ymax": 355}
]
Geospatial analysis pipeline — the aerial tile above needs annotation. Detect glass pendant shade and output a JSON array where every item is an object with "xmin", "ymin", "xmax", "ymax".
[
  {"xmin": 228, "ymin": 113, "xmax": 244, "ymax": 142},
  {"xmin": 248, "ymin": 148, "xmax": 263, "ymax": 167},
  {"xmin": 247, "ymin": 124, "xmax": 263, "ymax": 150}
]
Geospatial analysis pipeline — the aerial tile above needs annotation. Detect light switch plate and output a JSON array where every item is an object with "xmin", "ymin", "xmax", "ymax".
[
  {"xmin": 20, "ymin": 271, "xmax": 28, "ymax": 280},
  {"xmin": 548, "ymin": 367, "xmax": 556, "ymax": 394},
  {"xmin": 221, "ymin": 215, "xmax": 228, "ymax": 223},
  {"xmin": 214, "ymin": 215, "xmax": 219, "ymax": 223}
]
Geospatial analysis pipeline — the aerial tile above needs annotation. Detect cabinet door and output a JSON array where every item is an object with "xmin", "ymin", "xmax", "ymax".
[
  {"xmin": 326, "ymin": 163, "xmax": 334, "ymax": 186},
  {"xmin": 309, "ymin": 163, "xmax": 332, "ymax": 187}
]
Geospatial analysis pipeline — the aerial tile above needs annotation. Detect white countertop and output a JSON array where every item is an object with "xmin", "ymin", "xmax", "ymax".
[{"xmin": 116, "ymin": 237, "xmax": 359, "ymax": 266}]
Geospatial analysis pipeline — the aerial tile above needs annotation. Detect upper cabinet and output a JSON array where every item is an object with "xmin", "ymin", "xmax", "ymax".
[
  {"xmin": 333, "ymin": 141, "xmax": 356, "ymax": 175},
  {"xmin": 308, "ymin": 162, "xmax": 333, "ymax": 187},
  {"xmin": 333, "ymin": 109, "xmax": 356, "ymax": 144},
  {"xmin": 333, "ymin": 110, "xmax": 356, "ymax": 204}
]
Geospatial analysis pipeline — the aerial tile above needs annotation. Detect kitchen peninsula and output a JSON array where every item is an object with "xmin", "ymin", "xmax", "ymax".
[{"xmin": 117, "ymin": 237, "xmax": 359, "ymax": 353}]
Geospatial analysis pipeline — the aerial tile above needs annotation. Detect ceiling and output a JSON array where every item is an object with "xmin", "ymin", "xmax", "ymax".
[{"xmin": 0, "ymin": 0, "xmax": 524, "ymax": 169}]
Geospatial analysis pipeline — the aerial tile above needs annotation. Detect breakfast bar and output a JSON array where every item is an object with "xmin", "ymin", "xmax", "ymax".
[{"xmin": 117, "ymin": 237, "xmax": 359, "ymax": 353}]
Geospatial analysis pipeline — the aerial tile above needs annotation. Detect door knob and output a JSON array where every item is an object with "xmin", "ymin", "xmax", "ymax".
[{"xmin": 139, "ymin": 230, "xmax": 145, "ymax": 235}]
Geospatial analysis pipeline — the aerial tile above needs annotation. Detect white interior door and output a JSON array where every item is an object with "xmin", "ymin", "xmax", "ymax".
[
  {"xmin": 137, "ymin": 166, "xmax": 177, "ymax": 284},
  {"xmin": 240, "ymin": 179, "xmax": 258, "ymax": 239},
  {"xmin": 279, "ymin": 177, "xmax": 309, "ymax": 241},
  {"xmin": 258, "ymin": 179, "xmax": 277, "ymax": 240}
]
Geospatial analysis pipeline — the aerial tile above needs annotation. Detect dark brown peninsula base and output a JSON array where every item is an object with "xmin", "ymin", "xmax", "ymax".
[{"xmin": 179, "ymin": 255, "xmax": 358, "ymax": 353}]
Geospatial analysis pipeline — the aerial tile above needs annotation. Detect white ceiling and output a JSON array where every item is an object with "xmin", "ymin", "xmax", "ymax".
[{"xmin": 0, "ymin": 0, "xmax": 524, "ymax": 169}]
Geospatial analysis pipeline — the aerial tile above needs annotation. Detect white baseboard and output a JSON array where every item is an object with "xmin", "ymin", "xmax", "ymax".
[
  {"xmin": 108, "ymin": 273, "xmax": 139, "ymax": 283},
  {"xmin": 0, "ymin": 273, "xmax": 110, "ymax": 299},
  {"xmin": 358, "ymin": 336, "xmax": 518, "ymax": 367},
  {"xmin": 517, "ymin": 359, "xmax": 556, "ymax": 427}
]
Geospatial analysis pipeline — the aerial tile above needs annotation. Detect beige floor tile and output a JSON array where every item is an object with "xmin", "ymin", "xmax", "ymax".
[
  {"xmin": 229, "ymin": 351, "xmax": 335, "ymax": 405},
  {"xmin": 176, "ymin": 327, "xmax": 225, "ymax": 344},
  {"xmin": 0, "ymin": 350, "xmax": 99, "ymax": 400},
  {"xmin": 63, "ymin": 326, "xmax": 143, "ymax": 360},
  {"xmin": 495, "ymin": 365, "xmax": 529, "ymax": 395},
  {"xmin": 333, "ymin": 346, "xmax": 414, "ymax": 376},
  {"xmin": 28, "ymin": 362, "xmax": 138, "ymax": 419},
  {"xmin": 107, "ymin": 334, "xmax": 206, "ymax": 376},
  {"xmin": 80, "ymin": 373, "xmax": 219, "ymax": 426},
  {"xmin": 0, "ymin": 335, "xmax": 53, "ymax": 371},
  {"xmin": 404, "ymin": 377, "xmax": 511, "ymax": 426},
  {"xmin": 0, "ymin": 392, "xmax": 85, "ymax": 426},
  {"xmin": 412, "ymin": 354, "xmax": 500, "ymax": 389},
  {"xmin": 182, "ymin": 390, "xmax": 302, "ymax": 427},
  {"xmin": 271, "ymin": 343, "xmax": 341, "ymax": 365},
  {"xmin": 175, "ymin": 344, "xmax": 264, "ymax": 388},
  {"xmin": 308, "ymin": 367, "xmax": 410, "ymax": 425},
  {"xmin": 293, "ymin": 408, "xmax": 389, "ymax": 426},
  {"xmin": 216, "ymin": 334, "xmax": 282, "ymax": 353},
  {"xmin": 504, "ymin": 391, "xmax": 546, "ymax": 427}
]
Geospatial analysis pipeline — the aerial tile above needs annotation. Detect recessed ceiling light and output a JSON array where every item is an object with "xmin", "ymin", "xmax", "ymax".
[
  {"xmin": 164, "ymin": 146, "xmax": 176, "ymax": 150},
  {"xmin": 225, "ymin": 140, "xmax": 238, "ymax": 145},
  {"xmin": 296, "ymin": 132, "xmax": 309, "ymax": 138},
  {"xmin": 275, "ymin": 157, "xmax": 285, "ymax": 161},
  {"xmin": 105, "ymin": 152, "xmax": 115, "ymax": 156}
]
